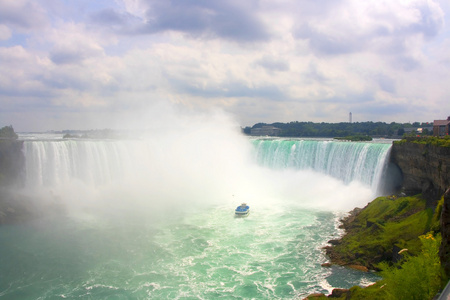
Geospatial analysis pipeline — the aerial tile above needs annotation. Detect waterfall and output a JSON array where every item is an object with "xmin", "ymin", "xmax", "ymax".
[
  {"xmin": 21, "ymin": 137, "xmax": 393, "ymax": 200},
  {"xmin": 251, "ymin": 139, "xmax": 392, "ymax": 191},
  {"xmin": 22, "ymin": 139, "xmax": 155, "ymax": 187}
]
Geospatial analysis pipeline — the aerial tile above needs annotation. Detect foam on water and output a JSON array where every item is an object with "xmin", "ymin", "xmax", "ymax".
[
  {"xmin": 0, "ymin": 204, "xmax": 379, "ymax": 299},
  {"xmin": 1, "ymin": 116, "xmax": 390, "ymax": 298}
]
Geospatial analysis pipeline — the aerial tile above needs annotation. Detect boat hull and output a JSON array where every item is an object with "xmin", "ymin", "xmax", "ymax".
[
  {"xmin": 235, "ymin": 210, "xmax": 250, "ymax": 217},
  {"xmin": 235, "ymin": 204, "xmax": 250, "ymax": 217}
]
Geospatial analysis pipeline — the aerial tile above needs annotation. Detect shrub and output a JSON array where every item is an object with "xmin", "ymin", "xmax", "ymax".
[
  {"xmin": 379, "ymin": 233, "xmax": 445, "ymax": 300},
  {"xmin": 334, "ymin": 135, "xmax": 373, "ymax": 141},
  {"xmin": 394, "ymin": 136, "xmax": 450, "ymax": 147},
  {"xmin": 0, "ymin": 125, "xmax": 18, "ymax": 139}
]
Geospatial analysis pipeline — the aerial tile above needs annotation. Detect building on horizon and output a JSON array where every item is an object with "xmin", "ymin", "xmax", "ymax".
[
  {"xmin": 250, "ymin": 126, "xmax": 281, "ymax": 136},
  {"xmin": 433, "ymin": 116, "xmax": 450, "ymax": 136}
]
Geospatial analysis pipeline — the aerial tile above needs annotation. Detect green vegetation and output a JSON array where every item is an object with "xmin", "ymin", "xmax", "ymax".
[
  {"xmin": 394, "ymin": 136, "xmax": 450, "ymax": 147},
  {"xmin": 322, "ymin": 233, "xmax": 444, "ymax": 300},
  {"xmin": 379, "ymin": 233, "xmax": 445, "ymax": 300},
  {"xmin": 320, "ymin": 194, "xmax": 448, "ymax": 299},
  {"xmin": 334, "ymin": 135, "xmax": 372, "ymax": 141},
  {"xmin": 244, "ymin": 121, "xmax": 429, "ymax": 138},
  {"xmin": 318, "ymin": 233, "xmax": 445, "ymax": 300},
  {"xmin": 328, "ymin": 195, "xmax": 438, "ymax": 269},
  {"xmin": 0, "ymin": 125, "xmax": 18, "ymax": 139}
]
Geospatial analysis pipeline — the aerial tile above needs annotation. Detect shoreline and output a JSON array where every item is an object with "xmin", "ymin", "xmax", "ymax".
[{"xmin": 305, "ymin": 191, "xmax": 446, "ymax": 299}]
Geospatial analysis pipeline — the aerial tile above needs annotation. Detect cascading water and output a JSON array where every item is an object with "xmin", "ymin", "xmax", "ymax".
[
  {"xmin": 0, "ymin": 134, "xmax": 392, "ymax": 299},
  {"xmin": 251, "ymin": 138, "xmax": 392, "ymax": 192},
  {"xmin": 23, "ymin": 139, "xmax": 153, "ymax": 187},
  {"xmin": 23, "ymin": 138, "xmax": 392, "ymax": 193}
]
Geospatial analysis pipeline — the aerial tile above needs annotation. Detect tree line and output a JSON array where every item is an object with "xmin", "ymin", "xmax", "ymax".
[
  {"xmin": 0, "ymin": 126, "xmax": 18, "ymax": 139},
  {"xmin": 242, "ymin": 121, "xmax": 432, "ymax": 138}
]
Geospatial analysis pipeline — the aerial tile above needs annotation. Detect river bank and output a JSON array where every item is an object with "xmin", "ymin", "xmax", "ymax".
[
  {"xmin": 304, "ymin": 137, "xmax": 450, "ymax": 299},
  {"xmin": 324, "ymin": 193, "xmax": 439, "ymax": 271},
  {"xmin": 303, "ymin": 191, "xmax": 446, "ymax": 299}
]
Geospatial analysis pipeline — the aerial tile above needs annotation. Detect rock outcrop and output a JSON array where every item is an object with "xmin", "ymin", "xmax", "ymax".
[
  {"xmin": 0, "ymin": 139, "xmax": 24, "ymax": 187},
  {"xmin": 390, "ymin": 141, "xmax": 450, "ymax": 207},
  {"xmin": 0, "ymin": 140, "xmax": 28, "ymax": 224}
]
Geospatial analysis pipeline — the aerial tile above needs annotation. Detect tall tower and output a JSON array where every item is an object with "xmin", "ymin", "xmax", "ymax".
[{"xmin": 349, "ymin": 112, "xmax": 352, "ymax": 123}]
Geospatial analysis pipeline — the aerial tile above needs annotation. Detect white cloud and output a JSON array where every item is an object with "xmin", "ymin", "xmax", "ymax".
[
  {"xmin": 0, "ymin": 0, "xmax": 48, "ymax": 31},
  {"xmin": 0, "ymin": 0, "xmax": 449, "ymax": 131},
  {"xmin": 0, "ymin": 24, "xmax": 11, "ymax": 40},
  {"xmin": 293, "ymin": 0, "xmax": 445, "ymax": 57},
  {"xmin": 119, "ymin": 0, "xmax": 148, "ymax": 19},
  {"xmin": 36, "ymin": 22, "xmax": 106, "ymax": 65},
  {"xmin": 0, "ymin": 46, "xmax": 51, "ymax": 98}
]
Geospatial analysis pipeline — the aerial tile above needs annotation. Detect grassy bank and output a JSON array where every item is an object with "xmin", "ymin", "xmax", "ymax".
[
  {"xmin": 326, "ymin": 194, "xmax": 439, "ymax": 270},
  {"xmin": 311, "ymin": 194, "xmax": 447, "ymax": 299}
]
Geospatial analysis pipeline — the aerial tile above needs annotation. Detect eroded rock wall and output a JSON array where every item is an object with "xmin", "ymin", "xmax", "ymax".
[
  {"xmin": 0, "ymin": 140, "xmax": 24, "ymax": 187},
  {"xmin": 390, "ymin": 142, "xmax": 450, "ymax": 206}
]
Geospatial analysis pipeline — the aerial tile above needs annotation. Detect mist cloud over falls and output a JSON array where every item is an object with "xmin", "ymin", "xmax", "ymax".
[
  {"xmin": 19, "ymin": 110, "xmax": 387, "ymax": 221},
  {"xmin": 20, "ymin": 110, "xmax": 257, "ymax": 217}
]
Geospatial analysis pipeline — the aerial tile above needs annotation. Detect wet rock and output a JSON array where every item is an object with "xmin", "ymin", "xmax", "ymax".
[
  {"xmin": 347, "ymin": 264, "xmax": 369, "ymax": 272},
  {"xmin": 329, "ymin": 288, "xmax": 350, "ymax": 298},
  {"xmin": 339, "ymin": 207, "xmax": 362, "ymax": 229},
  {"xmin": 302, "ymin": 293, "xmax": 326, "ymax": 299},
  {"xmin": 328, "ymin": 239, "xmax": 341, "ymax": 245}
]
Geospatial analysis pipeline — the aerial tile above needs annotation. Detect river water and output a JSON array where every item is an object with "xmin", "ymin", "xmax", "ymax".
[{"xmin": 0, "ymin": 133, "xmax": 389, "ymax": 299}]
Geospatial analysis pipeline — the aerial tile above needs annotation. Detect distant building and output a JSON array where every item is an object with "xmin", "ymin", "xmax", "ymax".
[
  {"xmin": 403, "ymin": 128, "xmax": 418, "ymax": 135},
  {"xmin": 250, "ymin": 126, "xmax": 281, "ymax": 136},
  {"xmin": 433, "ymin": 116, "xmax": 450, "ymax": 136},
  {"xmin": 417, "ymin": 127, "xmax": 433, "ymax": 134}
]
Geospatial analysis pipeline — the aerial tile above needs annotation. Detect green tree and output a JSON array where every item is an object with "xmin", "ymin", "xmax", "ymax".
[{"xmin": 0, "ymin": 126, "xmax": 18, "ymax": 139}]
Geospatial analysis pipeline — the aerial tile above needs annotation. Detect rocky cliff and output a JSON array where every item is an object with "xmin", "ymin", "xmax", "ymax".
[
  {"xmin": 390, "ymin": 139, "xmax": 450, "ymax": 276},
  {"xmin": 0, "ymin": 139, "xmax": 24, "ymax": 187},
  {"xmin": 0, "ymin": 139, "xmax": 65, "ymax": 224},
  {"xmin": 0, "ymin": 140, "xmax": 26, "ymax": 224},
  {"xmin": 390, "ymin": 140, "xmax": 450, "ymax": 206}
]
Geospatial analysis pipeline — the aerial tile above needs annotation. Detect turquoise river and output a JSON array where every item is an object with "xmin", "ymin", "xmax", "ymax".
[{"xmin": 0, "ymin": 134, "xmax": 393, "ymax": 299}]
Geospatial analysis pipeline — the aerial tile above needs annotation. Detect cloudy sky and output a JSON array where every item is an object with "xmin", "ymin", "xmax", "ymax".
[{"xmin": 1, "ymin": 0, "xmax": 449, "ymax": 131}]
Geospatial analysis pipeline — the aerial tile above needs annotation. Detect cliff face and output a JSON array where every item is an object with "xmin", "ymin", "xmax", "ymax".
[
  {"xmin": 390, "ymin": 140, "xmax": 450, "ymax": 276},
  {"xmin": 0, "ymin": 140, "xmax": 66, "ymax": 224},
  {"xmin": 0, "ymin": 140, "xmax": 24, "ymax": 187},
  {"xmin": 390, "ymin": 142, "xmax": 450, "ymax": 206},
  {"xmin": 0, "ymin": 139, "xmax": 25, "ymax": 188}
]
